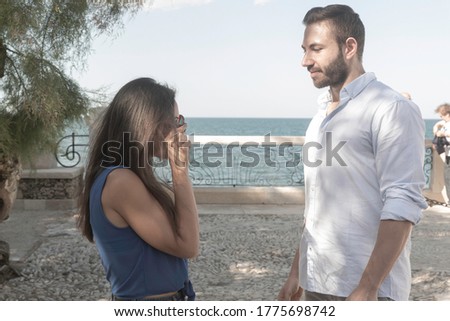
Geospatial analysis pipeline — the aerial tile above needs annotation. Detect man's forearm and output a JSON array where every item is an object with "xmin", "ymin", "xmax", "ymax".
[
  {"xmin": 289, "ymin": 248, "xmax": 300, "ymax": 278},
  {"xmin": 355, "ymin": 220, "xmax": 413, "ymax": 297}
]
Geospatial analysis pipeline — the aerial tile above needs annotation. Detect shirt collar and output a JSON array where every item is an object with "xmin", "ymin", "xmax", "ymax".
[
  {"xmin": 317, "ymin": 72, "xmax": 377, "ymax": 109},
  {"xmin": 341, "ymin": 72, "xmax": 376, "ymax": 100},
  {"xmin": 317, "ymin": 90, "xmax": 331, "ymax": 110}
]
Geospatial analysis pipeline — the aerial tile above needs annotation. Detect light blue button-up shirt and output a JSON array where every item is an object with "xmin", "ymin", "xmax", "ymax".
[{"xmin": 299, "ymin": 72, "xmax": 428, "ymax": 301}]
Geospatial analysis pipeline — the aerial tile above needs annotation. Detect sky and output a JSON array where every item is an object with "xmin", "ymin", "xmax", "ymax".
[{"xmin": 72, "ymin": 0, "xmax": 450, "ymax": 119}]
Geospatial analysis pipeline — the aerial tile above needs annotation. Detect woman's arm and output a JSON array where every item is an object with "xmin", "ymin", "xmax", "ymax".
[{"xmin": 169, "ymin": 125, "xmax": 200, "ymax": 258}]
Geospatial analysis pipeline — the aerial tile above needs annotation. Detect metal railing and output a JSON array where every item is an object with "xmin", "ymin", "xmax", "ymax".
[
  {"xmin": 55, "ymin": 133, "xmax": 89, "ymax": 168},
  {"xmin": 54, "ymin": 133, "xmax": 433, "ymax": 189}
]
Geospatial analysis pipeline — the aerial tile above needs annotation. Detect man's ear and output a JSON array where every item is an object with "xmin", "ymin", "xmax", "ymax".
[{"xmin": 344, "ymin": 37, "xmax": 358, "ymax": 60}]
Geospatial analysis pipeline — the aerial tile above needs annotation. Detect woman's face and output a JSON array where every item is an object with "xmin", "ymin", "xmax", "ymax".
[
  {"xmin": 440, "ymin": 112, "xmax": 450, "ymax": 122},
  {"xmin": 153, "ymin": 102, "xmax": 180, "ymax": 160}
]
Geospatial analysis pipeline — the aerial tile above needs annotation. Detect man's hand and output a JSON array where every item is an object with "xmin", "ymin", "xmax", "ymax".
[
  {"xmin": 346, "ymin": 286, "xmax": 378, "ymax": 301},
  {"xmin": 278, "ymin": 276, "xmax": 303, "ymax": 301}
]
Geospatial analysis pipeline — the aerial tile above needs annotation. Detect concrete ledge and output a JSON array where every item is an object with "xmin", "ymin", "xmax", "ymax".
[
  {"xmin": 197, "ymin": 203, "xmax": 303, "ymax": 215},
  {"xmin": 423, "ymin": 189, "xmax": 446, "ymax": 203},
  {"xmin": 13, "ymin": 199, "xmax": 79, "ymax": 211},
  {"xmin": 20, "ymin": 167, "xmax": 84, "ymax": 179},
  {"xmin": 193, "ymin": 186, "xmax": 305, "ymax": 204}
]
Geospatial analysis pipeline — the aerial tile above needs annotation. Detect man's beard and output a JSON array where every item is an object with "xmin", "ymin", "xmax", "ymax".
[{"xmin": 312, "ymin": 51, "xmax": 349, "ymax": 89}]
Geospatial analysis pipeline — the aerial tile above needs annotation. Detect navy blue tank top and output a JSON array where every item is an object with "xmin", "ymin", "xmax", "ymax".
[{"xmin": 89, "ymin": 166, "xmax": 194, "ymax": 299}]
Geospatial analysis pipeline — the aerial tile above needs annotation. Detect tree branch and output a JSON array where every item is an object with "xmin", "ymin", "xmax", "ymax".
[{"xmin": 0, "ymin": 38, "xmax": 6, "ymax": 78}]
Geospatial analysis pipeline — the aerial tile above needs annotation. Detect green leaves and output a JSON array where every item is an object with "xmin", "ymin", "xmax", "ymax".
[{"xmin": 0, "ymin": 0, "xmax": 141, "ymax": 160}]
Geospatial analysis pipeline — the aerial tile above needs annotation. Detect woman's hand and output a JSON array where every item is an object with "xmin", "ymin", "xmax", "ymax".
[
  {"xmin": 166, "ymin": 124, "xmax": 190, "ymax": 172},
  {"xmin": 436, "ymin": 130, "xmax": 446, "ymax": 137}
]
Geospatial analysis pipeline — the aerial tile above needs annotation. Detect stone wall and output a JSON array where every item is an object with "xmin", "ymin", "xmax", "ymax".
[
  {"xmin": 18, "ymin": 176, "xmax": 82, "ymax": 200},
  {"xmin": 14, "ymin": 167, "xmax": 84, "ymax": 211}
]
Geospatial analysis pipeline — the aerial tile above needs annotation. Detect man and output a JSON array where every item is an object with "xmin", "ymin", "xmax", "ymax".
[{"xmin": 278, "ymin": 5, "xmax": 427, "ymax": 301}]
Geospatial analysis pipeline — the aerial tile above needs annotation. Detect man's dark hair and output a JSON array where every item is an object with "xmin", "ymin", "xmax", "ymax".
[{"xmin": 303, "ymin": 4, "xmax": 365, "ymax": 60}]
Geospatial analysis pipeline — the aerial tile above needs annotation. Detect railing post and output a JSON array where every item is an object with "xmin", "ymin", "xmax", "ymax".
[{"xmin": 424, "ymin": 147, "xmax": 447, "ymax": 203}]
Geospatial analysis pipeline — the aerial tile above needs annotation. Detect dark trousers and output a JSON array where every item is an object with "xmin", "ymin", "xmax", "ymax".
[{"xmin": 111, "ymin": 290, "xmax": 186, "ymax": 301}]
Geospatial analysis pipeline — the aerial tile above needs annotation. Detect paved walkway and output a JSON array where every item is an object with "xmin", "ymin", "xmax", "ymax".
[{"xmin": 0, "ymin": 204, "xmax": 449, "ymax": 300}]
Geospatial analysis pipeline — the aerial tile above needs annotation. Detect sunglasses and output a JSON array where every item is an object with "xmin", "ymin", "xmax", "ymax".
[{"xmin": 175, "ymin": 114, "xmax": 185, "ymax": 128}]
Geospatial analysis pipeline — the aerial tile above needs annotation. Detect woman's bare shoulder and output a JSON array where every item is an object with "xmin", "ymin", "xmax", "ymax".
[
  {"xmin": 104, "ymin": 168, "xmax": 147, "ymax": 196},
  {"xmin": 102, "ymin": 168, "xmax": 157, "ymax": 213},
  {"xmin": 107, "ymin": 167, "xmax": 138, "ymax": 180}
]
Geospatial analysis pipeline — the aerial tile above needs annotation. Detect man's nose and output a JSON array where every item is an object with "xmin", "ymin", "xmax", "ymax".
[{"xmin": 301, "ymin": 52, "xmax": 313, "ymax": 68}]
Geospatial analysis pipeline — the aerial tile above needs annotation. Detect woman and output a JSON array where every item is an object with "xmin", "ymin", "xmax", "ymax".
[
  {"xmin": 78, "ymin": 77, "xmax": 199, "ymax": 300},
  {"xmin": 433, "ymin": 103, "xmax": 450, "ymax": 203}
]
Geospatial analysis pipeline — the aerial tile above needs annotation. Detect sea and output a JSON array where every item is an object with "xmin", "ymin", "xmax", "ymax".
[
  {"xmin": 183, "ymin": 117, "xmax": 437, "ymax": 139},
  {"xmin": 61, "ymin": 117, "xmax": 437, "ymax": 186},
  {"xmin": 68, "ymin": 117, "xmax": 438, "ymax": 139}
]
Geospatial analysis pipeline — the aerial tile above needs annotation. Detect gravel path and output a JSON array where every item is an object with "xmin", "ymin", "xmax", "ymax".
[{"xmin": 0, "ymin": 205, "xmax": 449, "ymax": 301}]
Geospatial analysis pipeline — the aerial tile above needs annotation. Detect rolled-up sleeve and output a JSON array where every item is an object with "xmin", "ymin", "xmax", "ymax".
[{"xmin": 373, "ymin": 100, "xmax": 428, "ymax": 224}]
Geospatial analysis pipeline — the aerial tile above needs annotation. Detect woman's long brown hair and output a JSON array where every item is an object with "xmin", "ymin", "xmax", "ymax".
[{"xmin": 77, "ymin": 78, "xmax": 178, "ymax": 242}]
